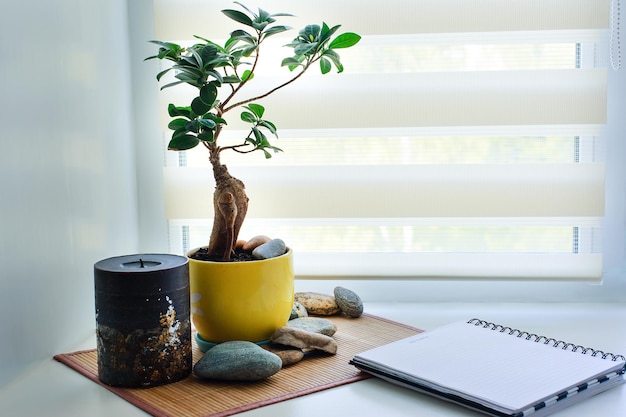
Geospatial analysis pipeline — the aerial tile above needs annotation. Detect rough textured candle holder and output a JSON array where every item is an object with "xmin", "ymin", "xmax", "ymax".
[{"xmin": 94, "ymin": 254, "xmax": 191, "ymax": 387}]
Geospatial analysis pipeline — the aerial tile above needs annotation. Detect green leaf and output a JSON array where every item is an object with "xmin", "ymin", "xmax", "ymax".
[
  {"xmin": 240, "ymin": 44, "xmax": 258, "ymax": 57},
  {"xmin": 320, "ymin": 57, "xmax": 332, "ymax": 74},
  {"xmin": 222, "ymin": 9, "xmax": 254, "ymax": 27},
  {"xmin": 168, "ymin": 104, "xmax": 192, "ymax": 119},
  {"xmin": 241, "ymin": 69, "xmax": 254, "ymax": 82},
  {"xmin": 174, "ymin": 64, "xmax": 203, "ymax": 77},
  {"xmin": 259, "ymin": 120, "xmax": 277, "ymax": 136},
  {"xmin": 229, "ymin": 29, "xmax": 256, "ymax": 44},
  {"xmin": 175, "ymin": 71, "xmax": 202, "ymax": 86},
  {"xmin": 155, "ymin": 67, "xmax": 173, "ymax": 81},
  {"xmin": 252, "ymin": 127, "xmax": 266, "ymax": 144},
  {"xmin": 329, "ymin": 32, "xmax": 361, "ymax": 49},
  {"xmin": 269, "ymin": 12, "xmax": 294, "ymax": 18},
  {"xmin": 193, "ymin": 35, "xmax": 226, "ymax": 52},
  {"xmin": 148, "ymin": 40, "xmax": 181, "ymax": 50},
  {"xmin": 300, "ymin": 24, "xmax": 321, "ymax": 42},
  {"xmin": 240, "ymin": 111, "xmax": 257, "ymax": 124},
  {"xmin": 199, "ymin": 44, "xmax": 219, "ymax": 66},
  {"xmin": 246, "ymin": 103, "xmax": 265, "ymax": 118},
  {"xmin": 294, "ymin": 43, "xmax": 318, "ymax": 56},
  {"xmin": 168, "ymin": 134, "xmax": 199, "ymax": 151},
  {"xmin": 252, "ymin": 21, "xmax": 269, "ymax": 31},
  {"xmin": 147, "ymin": 40, "xmax": 182, "ymax": 61},
  {"xmin": 319, "ymin": 23, "xmax": 341, "ymax": 44},
  {"xmin": 257, "ymin": 8, "xmax": 271, "ymax": 21},
  {"xmin": 222, "ymin": 75, "xmax": 242, "ymax": 83},
  {"xmin": 322, "ymin": 49, "xmax": 344, "ymax": 73},
  {"xmin": 206, "ymin": 113, "xmax": 227, "ymax": 125},
  {"xmin": 167, "ymin": 118, "xmax": 187, "ymax": 130},
  {"xmin": 199, "ymin": 83, "xmax": 218, "ymax": 105},
  {"xmin": 191, "ymin": 96, "xmax": 211, "ymax": 115},
  {"xmin": 198, "ymin": 130, "xmax": 214, "ymax": 142},
  {"xmin": 233, "ymin": 1, "xmax": 257, "ymax": 17},
  {"xmin": 160, "ymin": 80, "xmax": 185, "ymax": 90},
  {"xmin": 263, "ymin": 25, "xmax": 292, "ymax": 38},
  {"xmin": 185, "ymin": 120, "xmax": 199, "ymax": 133},
  {"xmin": 262, "ymin": 145, "xmax": 283, "ymax": 158},
  {"xmin": 171, "ymin": 126, "xmax": 188, "ymax": 139},
  {"xmin": 197, "ymin": 118, "xmax": 217, "ymax": 129},
  {"xmin": 205, "ymin": 69, "xmax": 224, "ymax": 83},
  {"xmin": 188, "ymin": 48, "xmax": 203, "ymax": 68},
  {"xmin": 281, "ymin": 57, "xmax": 302, "ymax": 68}
]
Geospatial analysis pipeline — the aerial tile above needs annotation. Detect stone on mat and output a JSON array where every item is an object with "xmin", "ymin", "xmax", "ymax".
[
  {"xmin": 193, "ymin": 341, "xmax": 282, "ymax": 381},
  {"xmin": 289, "ymin": 302, "xmax": 308, "ymax": 320},
  {"xmin": 294, "ymin": 292, "xmax": 340, "ymax": 316},
  {"xmin": 334, "ymin": 286, "xmax": 364, "ymax": 318},
  {"xmin": 270, "ymin": 326, "xmax": 337, "ymax": 354},
  {"xmin": 286, "ymin": 317, "xmax": 337, "ymax": 337},
  {"xmin": 262, "ymin": 344, "xmax": 305, "ymax": 367}
]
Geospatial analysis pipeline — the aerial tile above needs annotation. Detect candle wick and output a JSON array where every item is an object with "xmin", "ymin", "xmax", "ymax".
[{"xmin": 139, "ymin": 258, "xmax": 145, "ymax": 268}]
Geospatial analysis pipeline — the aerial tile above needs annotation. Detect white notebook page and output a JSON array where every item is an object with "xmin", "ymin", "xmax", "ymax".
[{"xmin": 355, "ymin": 320, "xmax": 623, "ymax": 412}]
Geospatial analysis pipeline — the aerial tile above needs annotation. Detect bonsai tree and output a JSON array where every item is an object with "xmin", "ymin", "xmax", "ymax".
[{"xmin": 146, "ymin": 3, "xmax": 360, "ymax": 261}]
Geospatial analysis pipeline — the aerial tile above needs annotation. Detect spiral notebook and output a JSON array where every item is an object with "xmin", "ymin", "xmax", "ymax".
[{"xmin": 350, "ymin": 319, "xmax": 625, "ymax": 417}]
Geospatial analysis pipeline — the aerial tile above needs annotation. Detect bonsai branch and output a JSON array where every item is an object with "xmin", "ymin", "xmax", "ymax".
[
  {"xmin": 220, "ymin": 33, "xmax": 263, "ymax": 110},
  {"xmin": 223, "ymin": 60, "xmax": 311, "ymax": 114},
  {"xmin": 220, "ymin": 143, "xmax": 256, "ymax": 154}
]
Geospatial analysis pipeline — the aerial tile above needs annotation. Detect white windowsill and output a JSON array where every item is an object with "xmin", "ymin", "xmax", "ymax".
[{"xmin": 1, "ymin": 302, "xmax": 625, "ymax": 417}]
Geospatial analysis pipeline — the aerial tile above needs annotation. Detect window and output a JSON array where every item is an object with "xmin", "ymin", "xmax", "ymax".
[{"xmin": 154, "ymin": 0, "xmax": 611, "ymax": 282}]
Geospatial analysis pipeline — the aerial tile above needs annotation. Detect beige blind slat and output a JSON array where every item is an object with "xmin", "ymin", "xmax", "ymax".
[
  {"xmin": 164, "ymin": 164, "xmax": 605, "ymax": 219},
  {"xmin": 155, "ymin": 0, "xmax": 609, "ymax": 38},
  {"xmin": 159, "ymin": 70, "xmax": 608, "ymax": 130},
  {"xmin": 293, "ymin": 252, "xmax": 603, "ymax": 280}
]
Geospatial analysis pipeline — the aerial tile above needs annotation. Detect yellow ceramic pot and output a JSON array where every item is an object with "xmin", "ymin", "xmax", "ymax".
[{"xmin": 187, "ymin": 247, "xmax": 294, "ymax": 343}]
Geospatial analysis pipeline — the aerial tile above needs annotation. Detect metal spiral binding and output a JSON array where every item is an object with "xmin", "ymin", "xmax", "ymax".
[{"xmin": 467, "ymin": 318, "xmax": 626, "ymax": 363}]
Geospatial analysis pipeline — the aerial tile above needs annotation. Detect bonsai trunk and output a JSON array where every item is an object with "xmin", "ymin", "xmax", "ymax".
[{"xmin": 206, "ymin": 150, "xmax": 249, "ymax": 261}]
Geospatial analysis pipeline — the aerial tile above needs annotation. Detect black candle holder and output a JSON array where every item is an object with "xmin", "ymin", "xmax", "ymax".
[{"xmin": 94, "ymin": 254, "xmax": 192, "ymax": 387}]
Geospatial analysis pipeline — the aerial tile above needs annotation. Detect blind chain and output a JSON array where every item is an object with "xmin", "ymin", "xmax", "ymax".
[{"xmin": 611, "ymin": 0, "xmax": 622, "ymax": 71}]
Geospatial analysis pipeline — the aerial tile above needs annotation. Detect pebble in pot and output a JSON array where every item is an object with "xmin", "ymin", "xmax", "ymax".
[
  {"xmin": 252, "ymin": 238, "xmax": 287, "ymax": 260},
  {"xmin": 242, "ymin": 235, "xmax": 271, "ymax": 252}
]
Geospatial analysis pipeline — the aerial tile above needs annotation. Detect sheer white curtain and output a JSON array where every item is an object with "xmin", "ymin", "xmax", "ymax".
[{"xmin": 154, "ymin": 0, "xmax": 610, "ymax": 280}]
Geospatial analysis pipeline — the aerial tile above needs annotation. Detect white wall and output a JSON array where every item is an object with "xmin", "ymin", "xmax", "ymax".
[
  {"xmin": 128, "ymin": 0, "xmax": 170, "ymax": 252},
  {"xmin": 0, "ymin": 0, "xmax": 140, "ymax": 387}
]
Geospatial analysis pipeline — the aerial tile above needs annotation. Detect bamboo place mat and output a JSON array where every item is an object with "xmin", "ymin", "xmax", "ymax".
[{"xmin": 54, "ymin": 314, "xmax": 421, "ymax": 417}]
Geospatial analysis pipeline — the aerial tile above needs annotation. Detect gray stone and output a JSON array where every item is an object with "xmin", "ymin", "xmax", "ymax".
[
  {"xmin": 270, "ymin": 326, "xmax": 337, "ymax": 354},
  {"xmin": 334, "ymin": 286, "xmax": 364, "ymax": 318},
  {"xmin": 193, "ymin": 341, "xmax": 282, "ymax": 381},
  {"xmin": 287, "ymin": 317, "xmax": 337, "ymax": 336},
  {"xmin": 289, "ymin": 302, "xmax": 308, "ymax": 319},
  {"xmin": 252, "ymin": 238, "xmax": 287, "ymax": 260},
  {"xmin": 294, "ymin": 292, "xmax": 340, "ymax": 316}
]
